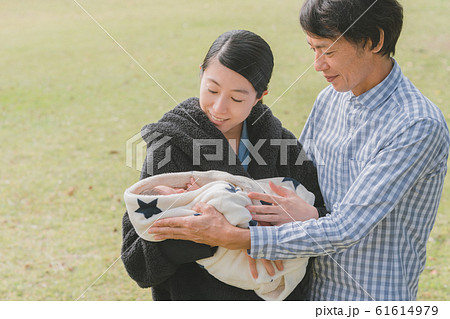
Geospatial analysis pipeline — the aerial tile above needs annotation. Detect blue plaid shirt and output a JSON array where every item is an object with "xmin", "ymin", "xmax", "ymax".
[{"xmin": 249, "ymin": 60, "xmax": 450, "ymax": 300}]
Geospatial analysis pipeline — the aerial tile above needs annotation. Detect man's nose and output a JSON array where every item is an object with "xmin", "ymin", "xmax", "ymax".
[{"xmin": 314, "ymin": 53, "xmax": 328, "ymax": 72}]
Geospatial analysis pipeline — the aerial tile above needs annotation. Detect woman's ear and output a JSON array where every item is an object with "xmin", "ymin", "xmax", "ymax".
[{"xmin": 255, "ymin": 90, "xmax": 268, "ymax": 105}]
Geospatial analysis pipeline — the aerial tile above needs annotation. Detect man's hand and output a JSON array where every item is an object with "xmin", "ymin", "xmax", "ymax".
[
  {"xmin": 247, "ymin": 181, "xmax": 319, "ymax": 225},
  {"xmin": 149, "ymin": 202, "xmax": 251, "ymax": 250}
]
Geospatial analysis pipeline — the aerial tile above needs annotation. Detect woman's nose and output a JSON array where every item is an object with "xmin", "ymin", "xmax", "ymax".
[{"xmin": 213, "ymin": 95, "xmax": 228, "ymax": 113}]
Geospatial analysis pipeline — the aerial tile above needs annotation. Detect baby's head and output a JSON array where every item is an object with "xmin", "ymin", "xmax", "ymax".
[{"xmin": 143, "ymin": 185, "xmax": 187, "ymax": 196}]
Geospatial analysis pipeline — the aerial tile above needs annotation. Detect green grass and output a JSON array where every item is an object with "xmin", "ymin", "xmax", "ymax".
[{"xmin": 1, "ymin": 0, "xmax": 448, "ymax": 300}]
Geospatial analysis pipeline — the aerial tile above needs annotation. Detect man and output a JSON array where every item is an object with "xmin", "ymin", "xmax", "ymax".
[{"xmin": 150, "ymin": 0, "xmax": 449, "ymax": 300}]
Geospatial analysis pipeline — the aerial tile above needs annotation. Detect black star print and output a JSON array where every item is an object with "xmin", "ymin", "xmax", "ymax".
[
  {"xmin": 225, "ymin": 183, "xmax": 239, "ymax": 193},
  {"xmin": 135, "ymin": 198, "xmax": 162, "ymax": 219}
]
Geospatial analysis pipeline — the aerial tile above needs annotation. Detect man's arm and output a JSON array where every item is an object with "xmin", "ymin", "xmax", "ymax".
[
  {"xmin": 249, "ymin": 118, "xmax": 449, "ymax": 260},
  {"xmin": 148, "ymin": 119, "xmax": 448, "ymax": 259},
  {"xmin": 149, "ymin": 201, "xmax": 251, "ymax": 250}
]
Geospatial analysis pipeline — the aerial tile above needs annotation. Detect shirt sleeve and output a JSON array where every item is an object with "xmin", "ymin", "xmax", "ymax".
[{"xmin": 249, "ymin": 118, "xmax": 449, "ymax": 260}]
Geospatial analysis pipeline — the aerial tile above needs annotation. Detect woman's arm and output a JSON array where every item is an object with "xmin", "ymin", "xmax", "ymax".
[
  {"xmin": 121, "ymin": 146, "xmax": 216, "ymax": 287},
  {"xmin": 121, "ymin": 156, "xmax": 180, "ymax": 287},
  {"xmin": 121, "ymin": 210, "xmax": 178, "ymax": 287}
]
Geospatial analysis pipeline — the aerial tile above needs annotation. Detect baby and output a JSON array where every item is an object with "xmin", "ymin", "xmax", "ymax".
[
  {"xmin": 143, "ymin": 177, "xmax": 202, "ymax": 195},
  {"xmin": 124, "ymin": 170, "xmax": 314, "ymax": 301}
]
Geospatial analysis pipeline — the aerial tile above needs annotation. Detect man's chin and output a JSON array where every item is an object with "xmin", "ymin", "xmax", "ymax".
[{"xmin": 331, "ymin": 84, "xmax": 347, "ymax": 92}]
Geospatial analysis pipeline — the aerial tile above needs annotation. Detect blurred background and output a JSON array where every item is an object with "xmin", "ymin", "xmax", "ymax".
[{"xmin": 0, "ymin": 0, "xmax": 448, "ymax": 300}]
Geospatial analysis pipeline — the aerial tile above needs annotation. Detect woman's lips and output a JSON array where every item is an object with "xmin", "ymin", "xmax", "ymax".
[{"xmin": 209, "ymin": 111, "xmax": 227, "ymax": 124}]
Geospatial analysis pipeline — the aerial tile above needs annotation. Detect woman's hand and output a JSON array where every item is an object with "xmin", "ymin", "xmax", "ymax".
[
  {"xmin": 186, "ymin": 176, "xmax": 201, "ymax": 191},
  {"xmin": 247, "ymin": 181, "xmax": 319, "ymax": 225},
  {"xmin": 244, "ymin": 250, "xmax": 284, "ymax": 279},
  {"xmin": 148, "ymin": 202, "xmax": 251, "ymax": 250}
]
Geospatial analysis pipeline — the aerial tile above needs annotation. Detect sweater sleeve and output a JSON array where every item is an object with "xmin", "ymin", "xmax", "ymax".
[
  {"xmin": 121, "ymin": 145, "xmax": 216, "ymax": 288},
  {"xmin": 121, "ymin": 209, "xmax": 178, "ymax": 288},
  {"xmin": 121, "ymin": 155, "xmax": 179, "ymax": 288}
]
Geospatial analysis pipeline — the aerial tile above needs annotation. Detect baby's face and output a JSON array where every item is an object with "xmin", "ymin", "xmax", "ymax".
[{"xmin": 154, "ymin": 185, "xmax": 187, "ymax": 195}]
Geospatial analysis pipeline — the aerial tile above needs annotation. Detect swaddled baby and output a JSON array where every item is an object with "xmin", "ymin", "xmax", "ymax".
[{"xmin": 124, "ymin": 170, "xmax": 314, "ymax": 301}]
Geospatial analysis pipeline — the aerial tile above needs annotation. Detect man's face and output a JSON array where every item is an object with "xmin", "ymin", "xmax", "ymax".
[{"xmin": 307, "ymin": 34, "xmax": 379, "ymax": 96}]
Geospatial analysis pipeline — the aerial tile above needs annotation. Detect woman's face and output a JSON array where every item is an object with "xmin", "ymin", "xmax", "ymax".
[{"xmin": 199, "ymin": 58, "xmax": 261, "ymax": 140}]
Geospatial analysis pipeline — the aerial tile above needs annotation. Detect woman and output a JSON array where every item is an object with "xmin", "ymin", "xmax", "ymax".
[{"xmin": 121, "ymin": 30, "xmax": 326, "ymax": 300}]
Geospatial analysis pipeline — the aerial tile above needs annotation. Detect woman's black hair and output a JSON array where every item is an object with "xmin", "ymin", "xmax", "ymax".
[
  {"xmin": 201, "ymin": 30, "xmax": 274, "ymax": 98},
  {"xmin": 300, "ymin": 0, "xmax": 403, "ymax": 56}
]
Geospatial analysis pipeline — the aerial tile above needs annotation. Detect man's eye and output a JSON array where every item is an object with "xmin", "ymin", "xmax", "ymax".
[{"xmin": 323, "ymin": 51, "xmax": 334, "ymax": 56}]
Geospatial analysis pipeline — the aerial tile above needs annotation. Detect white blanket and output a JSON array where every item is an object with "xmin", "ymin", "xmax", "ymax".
[{"xmin": 124, "ymin": 170, "xmax": 314, "ymax": 301}]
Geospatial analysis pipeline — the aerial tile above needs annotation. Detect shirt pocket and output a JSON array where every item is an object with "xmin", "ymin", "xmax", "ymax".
[{"xmin": 348, "ymin": 158, "xmax": 367, "ymax": 184}]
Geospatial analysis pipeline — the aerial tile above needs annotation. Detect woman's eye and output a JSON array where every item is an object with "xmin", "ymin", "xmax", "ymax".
[
  {"xmin": 208, "ymin": 89, "xmax": 218, "ymax": 94},
  {"xmin": 231, "ymin": 97, "xmax": 243, "ymax": 103}
]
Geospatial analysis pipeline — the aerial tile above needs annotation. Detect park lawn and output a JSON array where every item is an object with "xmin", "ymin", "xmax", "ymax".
[{"xmin": 0, "ymin": 0, "xmax": 448, "ymax": 300}]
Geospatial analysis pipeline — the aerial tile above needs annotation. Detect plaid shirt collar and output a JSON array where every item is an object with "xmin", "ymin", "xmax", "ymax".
[{"xmin": 346, "ymin": 58, "xmax": 402, "ymax": 109}]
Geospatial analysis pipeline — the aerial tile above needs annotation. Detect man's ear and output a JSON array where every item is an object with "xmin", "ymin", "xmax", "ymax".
[{"xmin": 372, "ymin": 28, "xmax": 385, "ymax": 53}]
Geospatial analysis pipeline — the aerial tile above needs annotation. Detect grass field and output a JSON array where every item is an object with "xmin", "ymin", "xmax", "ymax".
[{"xmin": 1, "ymin": 0, "xmax": 449, "ymax": 300}]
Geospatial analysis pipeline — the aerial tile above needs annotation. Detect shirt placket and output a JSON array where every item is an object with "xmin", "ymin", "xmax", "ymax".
[{"xmin": 339, "ymin": 97, "xmax": 360, "ymax": 199}]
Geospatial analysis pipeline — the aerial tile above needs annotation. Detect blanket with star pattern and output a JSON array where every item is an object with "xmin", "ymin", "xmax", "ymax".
[{"xmin": 124, "ymin": 170, "xmax": 314, "ymax": 301}]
